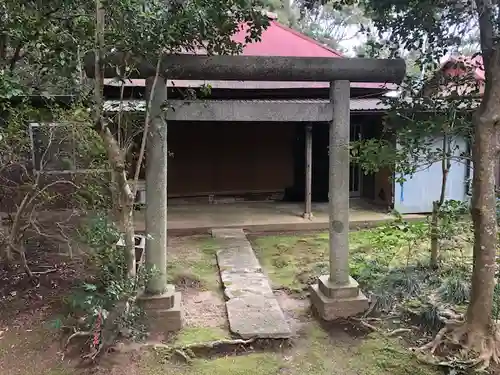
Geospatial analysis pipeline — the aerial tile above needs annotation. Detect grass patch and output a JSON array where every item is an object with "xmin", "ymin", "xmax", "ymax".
[
  {"xmin": 252, "ymin": 223, "xmax": 472, "ymax": 293},
  {"xmin": 140, "ymin": 351, "xmax": 282, "ymax": 375},
  {"xmin": 250, "ymin": 219, "xmax": 474, "ymax": 317},
  {"xmin": 199, "ymin": 238, "xmax": 219, "ymax": 256},
  {"xmin": 173, "ymin": 327, "xmax": 231, "ymax": 346},
  {"xmin": 167, "ymin": 236, "xmax": 220, "ymax": 291},
  {"xmin": 251, "ymin": 230, "xmax": 382, "ymax": 294},
  {"xmin": 187, "ymin": 353, "xmax": 283, "ymax": 375},
  {"xmin": 252, "ymin": 233, "xmax": 329, "ymax": 293}
]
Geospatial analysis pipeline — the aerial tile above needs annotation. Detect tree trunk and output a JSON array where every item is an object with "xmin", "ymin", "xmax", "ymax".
[
  {"xmin": 429, "ymin": 202, "xmax": 441, "ymax": 267},
  {"xmin": 430, "ymin": 135, "xmax": 451, "ymax": 268},
  {"xmin": 102, "ymin": 129, "xmax": 136, "ymax": 278},
  {"xmin": 466, "ymin": 114, "xmax": 498, "ymax": 336},
  {"xmin": 110, "ymin": 170, "xmax": 121, "ymax": 221},
  {"xmin": 422, "ymin": 49, "xmax": 500, "ymax": 366},
  {"xmin": 465, "ymin": 47, "xmax": 500, "ymax": 340},
  {"xmin": 94, "ymin": 0, "xmax": 136, "ymax": 278}
]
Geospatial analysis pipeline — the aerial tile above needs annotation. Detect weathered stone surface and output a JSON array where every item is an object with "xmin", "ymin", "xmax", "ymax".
[
  {"xmin": 213, "ymin": 229, "xmax": 261, "ymax": 272},
  {"xmin": 216, "ymin": 247, "xmax": 261, "ymax": 274},
  {"xmin": 309, "ymin": 283, "xmax": 369, "ymax": 320},
  {"xmin": 226, "ymin": 295, "xmax": 291, "ymax": 339},
  {"xmin": 85, "ymin": 52, "xmax": 407, "ymax": 85},
  {"xmin": 137, "ymin": 285, "xmax": 176, "ymax": 310},
  {"xmin": 213, "ymin": 227, "xmax": 291, "ymax": 339},
  {"xmin": 220, "ymin": 271, "xmax": 274, "ymax": 299},
  {"xmin": 318, "ymin": 275, "xmax": 361, "ymax": 299},
  {"xmin": 144, "ymin": 292, "xmax": 183, "ymax": 333},
  {"xmin": 211, "ymin": 228, "xmax": 246, "ymax": 239}
]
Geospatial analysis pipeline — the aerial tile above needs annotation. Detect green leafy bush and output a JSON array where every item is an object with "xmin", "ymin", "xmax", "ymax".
[
  {"xmin": 437, "ymin": 199, "xmax": 471, "ymax": 241},
  {"xmin": 62, "ymin": 214, "xmax": 151, "ymax": 354}
]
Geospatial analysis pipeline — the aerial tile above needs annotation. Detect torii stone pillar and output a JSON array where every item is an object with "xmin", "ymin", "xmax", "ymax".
[
  {"xmin": 139, "ymin": 77, "xmax": 182, "ymax": 332},
  {"xmin": 309, "ymin": 81, "xmax": 369, "ymax": 320},
  {"xmin": 303, "ymin": 124, "xmax": 313, "ymax": 220}
]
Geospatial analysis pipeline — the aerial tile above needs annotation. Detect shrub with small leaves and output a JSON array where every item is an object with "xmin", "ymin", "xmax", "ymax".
[
  {"xmin": 61, "ymin": 213, "xmax": 152, "ymax": 354},
  {"xmin": 437, "ymin": 199, "xmax": 471, "ymax": 241}
]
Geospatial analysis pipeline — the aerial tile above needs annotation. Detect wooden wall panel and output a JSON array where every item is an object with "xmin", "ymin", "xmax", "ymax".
[{"xmin": 167, "ymin": 122, "xmax": 294, "ymax": 197}]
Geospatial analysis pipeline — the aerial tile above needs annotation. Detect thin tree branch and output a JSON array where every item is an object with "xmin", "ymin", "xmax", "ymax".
[
  {"xmin": 9, "ymin": 42, "xmax": 23, "ymax": 71},
  {"xmin": 131, "ymin": 57, "xmax": 162, "ymax": 197}
]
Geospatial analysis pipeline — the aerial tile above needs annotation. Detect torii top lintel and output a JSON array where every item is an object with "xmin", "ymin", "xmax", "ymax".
[{"xmin": 84, "ymin": 52, "xmax": 406, "ymax": 84}]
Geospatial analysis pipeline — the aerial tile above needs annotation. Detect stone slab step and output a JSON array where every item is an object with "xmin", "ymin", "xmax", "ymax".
[
  {"xmin": 216, "ymin": 243, "xmax": 262, "ymax": 273},
  {"xmin": 213, "ymin": 227, "xmax": 291, "ymax": 339},
  {"xmin": 226, "ymin": 295, "xmax": 291, "ymax": 339},
  {"xmin": 211, "ymin": 228, "xmax": 246, "ymax": 239},
  {"xmin": 220, "ymin": 271, "xmax": 274, "ymax": 299}
]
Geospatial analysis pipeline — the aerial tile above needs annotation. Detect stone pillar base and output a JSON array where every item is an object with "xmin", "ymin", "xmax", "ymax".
[
  {"xmin": 309, "ymin": 275, "xmax": 368, "ymax": 320},
  {"xmin": 138, "ymin": 285, "xmax": 183, "ymax": 333},
  {"xmin": 302, "ymin": 212, "xmax": 314, "ymax": 220}
]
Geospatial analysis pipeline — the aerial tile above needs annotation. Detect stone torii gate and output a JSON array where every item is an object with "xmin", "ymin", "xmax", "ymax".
[{"xmin": 85, "ymin": 53, "xmax": 405, "ymax": 330}]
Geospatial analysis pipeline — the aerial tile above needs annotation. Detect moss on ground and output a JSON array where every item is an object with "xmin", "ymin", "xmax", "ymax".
[
  {"xmin": 251, "ymin": 231, "xmax": 372, "ymax": 293},
  {"xmin": 0, "ymin": 317, "xmax": 441, "ymax": 375},
  {"xmin": 173, "ymin": 326, "xmax": 231, "ymax": 346},
  {"xmin": 251, "ymin": 233, "xmax": 329, "ymax": 293},
  {"xmin": 187, "ymin": 353, "xmax": 283, "ymax": 375},
  {"xmin": 296, "ymin": 324, "xmax": 439, "ymax": 375},
  {"xmin": 250, "ymin": 224, "xmax": 472, "ymax": 296},
  {"xmin": 167, "ymin": 236, "xmax": 220, "ymax": 291},
  {"xmin": 140, "ymin": 321, "xmax": 439, "ymax": 375},
  {"xmin": 353, "ymin": 333, "xmax": 438, "ymax": 375}
]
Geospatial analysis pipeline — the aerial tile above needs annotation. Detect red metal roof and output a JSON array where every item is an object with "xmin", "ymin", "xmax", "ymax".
[
  {"xmin": 233, "ymin": 17, "xmax": 344, "ymax": 58},
  {"xmin": 441, "ymin": 54, "xmax": 484, "ymax": 81},
  {"xmin": 426, "ymin": 54, "xmax": 485, "ymax": 96},
  {"xmin": 229, "ymin": 15, "xmax": 386, "ymax": 89},
  {"xmin": 105, "ymin": 14, "xmax": 390, "ymax": 90}
]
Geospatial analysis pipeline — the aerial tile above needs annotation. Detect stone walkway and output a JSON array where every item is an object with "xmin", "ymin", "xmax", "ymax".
[{"xmin": 211, "ymin": 228, "xmax": 291, "ymax": 339}]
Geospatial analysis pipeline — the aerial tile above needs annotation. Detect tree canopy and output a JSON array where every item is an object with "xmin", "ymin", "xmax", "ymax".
[{"xmin": 0, "ymin": 0, "xmax": 269, "ymax": 99}]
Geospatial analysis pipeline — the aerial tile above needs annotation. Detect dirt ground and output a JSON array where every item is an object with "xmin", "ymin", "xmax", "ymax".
[{"xmin": 0, "ymin": 234, "xmax": 442, "ymax": 375}]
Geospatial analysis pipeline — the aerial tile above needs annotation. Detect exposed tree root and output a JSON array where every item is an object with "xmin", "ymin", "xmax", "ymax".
[
  {"xmin": 351, "ymin": 318, "xmax": 379, "ymax": 332},
  {"xmin": 386, "ymin": 328, "xmax": 412, "ymax": 337},
  {"xmin": 115, "ymin": 337, "xmax": 290, "ymax": 363},
  {"xmin": 82, "ymin": 342, "xmax": 104, "ymax": 362},
  {"xmin": 115, "ymin": 338, "xmax": 257, "ymax": 363},
  {"xmin": 363, "ymin": 297, "xmax": 378, "ymax": 317},
  {"xmin": 65, "ymin": 331, "xmax": 92, "ymax": 349},
  {"xmin": 415, "ymin": 319, "xmax": 500, "ymax": 371},
  {"xmin": 351, "ymin": 317, "xmax": 411, "ymax": 337}
]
